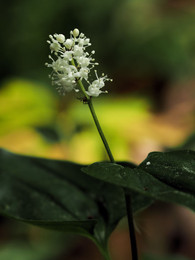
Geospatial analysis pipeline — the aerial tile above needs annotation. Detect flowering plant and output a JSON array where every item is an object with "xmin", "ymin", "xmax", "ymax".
[{"xmin": 0, "ymin": 29, "xmax": 194, "ymax": 260}]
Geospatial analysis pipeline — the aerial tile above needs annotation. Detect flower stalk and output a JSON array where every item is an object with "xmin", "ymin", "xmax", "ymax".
[
  {"xmin": 87, "ymin": 96, "xmax": 138, "ymax": 260},
  {"xmin": 87, "ymin": 99, "xmax": 114, "ymax": 163}
]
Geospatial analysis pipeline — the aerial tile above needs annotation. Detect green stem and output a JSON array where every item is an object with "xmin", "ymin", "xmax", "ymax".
[
  {"xmin": 87, "ymin": 99, "xmax": 114, "ymax": 162},
  {"xmin": 77, "ymin": 79, "xmax": 90, "ymax": 100},
  {"xmin": 96, "ymin": 244, "xmax": 111, "ymax": 260},
  {"xmin": 71, "ymin": 59, "xmax": 90, "ymax": 101},
  {"xmin": 125, "ymin": 193, "xmax": 138, "ymax": 260},
  {"xmin": 76, "ymin": 77, "xmax": 114, "ymax": 162},
  {"xmin": 101, "ymin": 250, "xmax": 111, "ymax": 260},
  {"xmin": 86, "ymin": 98, "xmax": 138, "ymax": 260},
  {"xmin": 75, "ymin": 76, "xmax": 138, "ymax": 260},
  {"xmin": 85, "ymin": 234, "xmax": 111, "ymax": 260}
]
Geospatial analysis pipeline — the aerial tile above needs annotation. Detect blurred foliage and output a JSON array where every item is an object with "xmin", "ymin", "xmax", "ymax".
[
  {"xmin": 0, "ymin": 79, "xmax": 193, "ymax": 163},
  {"xmin": 0, "ymin": 222, "xmax": 73, "ymax": 260},
  {"xmin": 0, "ymin": 242, "xmax": 55, "ymax": 260},
  {"xmin": 111, "ymin": 0, "xmax": 195, "ymax": 78},
  {"xmin": 0, "ymin": 79, "xmax": 57, "ymax": 135},
  {"xmin": 1, "ymin": 0, "xmax": 195, "ymax": 89},
  {"xmin": 179, "ymin": 132, "xmax": 195, "ymax": 150},
  {"xmin": 0, "ymin": 79, "xmax": 59, "ymax": 157}
]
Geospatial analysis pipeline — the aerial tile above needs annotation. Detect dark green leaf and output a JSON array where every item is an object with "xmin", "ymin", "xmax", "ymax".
[
  {"xmin": 83, "ymin": 154, "xmax": 195, "ymax": 211},
  {"xmin": 138, "ymin": 150, "xmax": 195, "ymax": 195},
  {"xmin": 0, "ymin": 149, "xmax": 126, "ymax": 250},
  {"xmin": 118, "ymin": 161, "xmax": 154, "ymax": 213},
  {"xmin": 130, "ymin": 190, "xmax": 154, "ymax": 213}
]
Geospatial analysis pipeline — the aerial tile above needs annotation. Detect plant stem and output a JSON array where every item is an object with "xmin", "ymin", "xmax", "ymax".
[
  {"xmin": 87, "ymin": 99, "xmax": 114, "ymax": 163},
  {"xmin": 86, "ymin": 98, "xmax": 138, "ymax": 260},
  {"xmin": 97, "ymin": 245, "xmax": 111, "ymax": 260},
  {"xmin": 76, "ymin": 77, "xmax": 138, "ymax": 259},
  {"xmin": 125, "ymin": 193, "xmax": 138, "ymax": 260},
  {"xmin": 101, "ymin": 250, "xmax": 112, "ymax": 260},
  {"xmin": 76, "ymin": 77, "xmax": 114, "ymax": 162},
  {"xmin": 86, "ymin": 234, "xmax": 111, "ymax": 260}
]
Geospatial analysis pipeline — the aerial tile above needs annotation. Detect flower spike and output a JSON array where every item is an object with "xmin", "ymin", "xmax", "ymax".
[{"xmin": 46, "ymin": 28, "xmax": 112, "ymax": 97}]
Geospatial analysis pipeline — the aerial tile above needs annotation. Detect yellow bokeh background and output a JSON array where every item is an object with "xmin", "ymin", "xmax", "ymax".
[{"xmin": 0, "ymin": 79, "xmax": 193, "ymax": 165}]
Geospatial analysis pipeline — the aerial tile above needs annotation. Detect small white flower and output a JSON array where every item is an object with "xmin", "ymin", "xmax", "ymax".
[
  {"xmin": 62, "ymin": 51, "xmax": 73, "ymax": 61},
  {"xmin": 79, "ymin": 67, "xmax": 89, "ymax": 80},
  {"xmin": 86, "ymin": 86, "xmax": 103, "ymax": 97},
  {"xmin": 77, "ymin": 56, "xmax": 90, "ymax": 67},
  {"xmin": 84, "ymin": 38, "xmax": 90, "ymax": 45},
  {"xmin": 55, "ymin": 34, "xmax": 65, "ymax": 43},
  {"xmin": 86, "ymin": 72, "xmax": 111, "ymax": 97},
  {"xmin": 50, "ymin": 42, "xmax": 61, "ymax": 53},
  {"xmin": 49, "ymin": 58, "xmax": 68, "ymax": 72},
  {"xmin": 73, "ymin": 45, "xmax": 84, "ymax": 56},
  {"xmin": 65, "ymin": 39, "xmax": 73, "ymax": 49},
  {"xmin": 47, "ymin": 35, "xmax": 63, "ymax": 53},
  {"xmin": 91, "ymin": 79, "xmax": 105, "ymax": 89}
]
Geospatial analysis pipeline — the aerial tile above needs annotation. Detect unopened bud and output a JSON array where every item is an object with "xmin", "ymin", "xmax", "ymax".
[{"xmin": 73, "ymin": 28, "xmax": 79, "ymax": 37}]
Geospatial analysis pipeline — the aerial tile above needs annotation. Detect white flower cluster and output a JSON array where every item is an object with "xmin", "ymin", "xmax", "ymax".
[{"xmin": 45, "ymin": 28, "xmax": 111, "ymax": 97}]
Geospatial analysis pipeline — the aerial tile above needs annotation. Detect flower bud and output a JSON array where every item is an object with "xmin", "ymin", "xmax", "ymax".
[{"xmin": 73, "ymin": 28, "xmax": 79, "ymax": 37}]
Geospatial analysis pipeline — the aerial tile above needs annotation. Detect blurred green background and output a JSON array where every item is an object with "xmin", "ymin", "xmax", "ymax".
[{"xmin": 0, "ymin": 0, "xmax": 195, "ymax": 259}]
